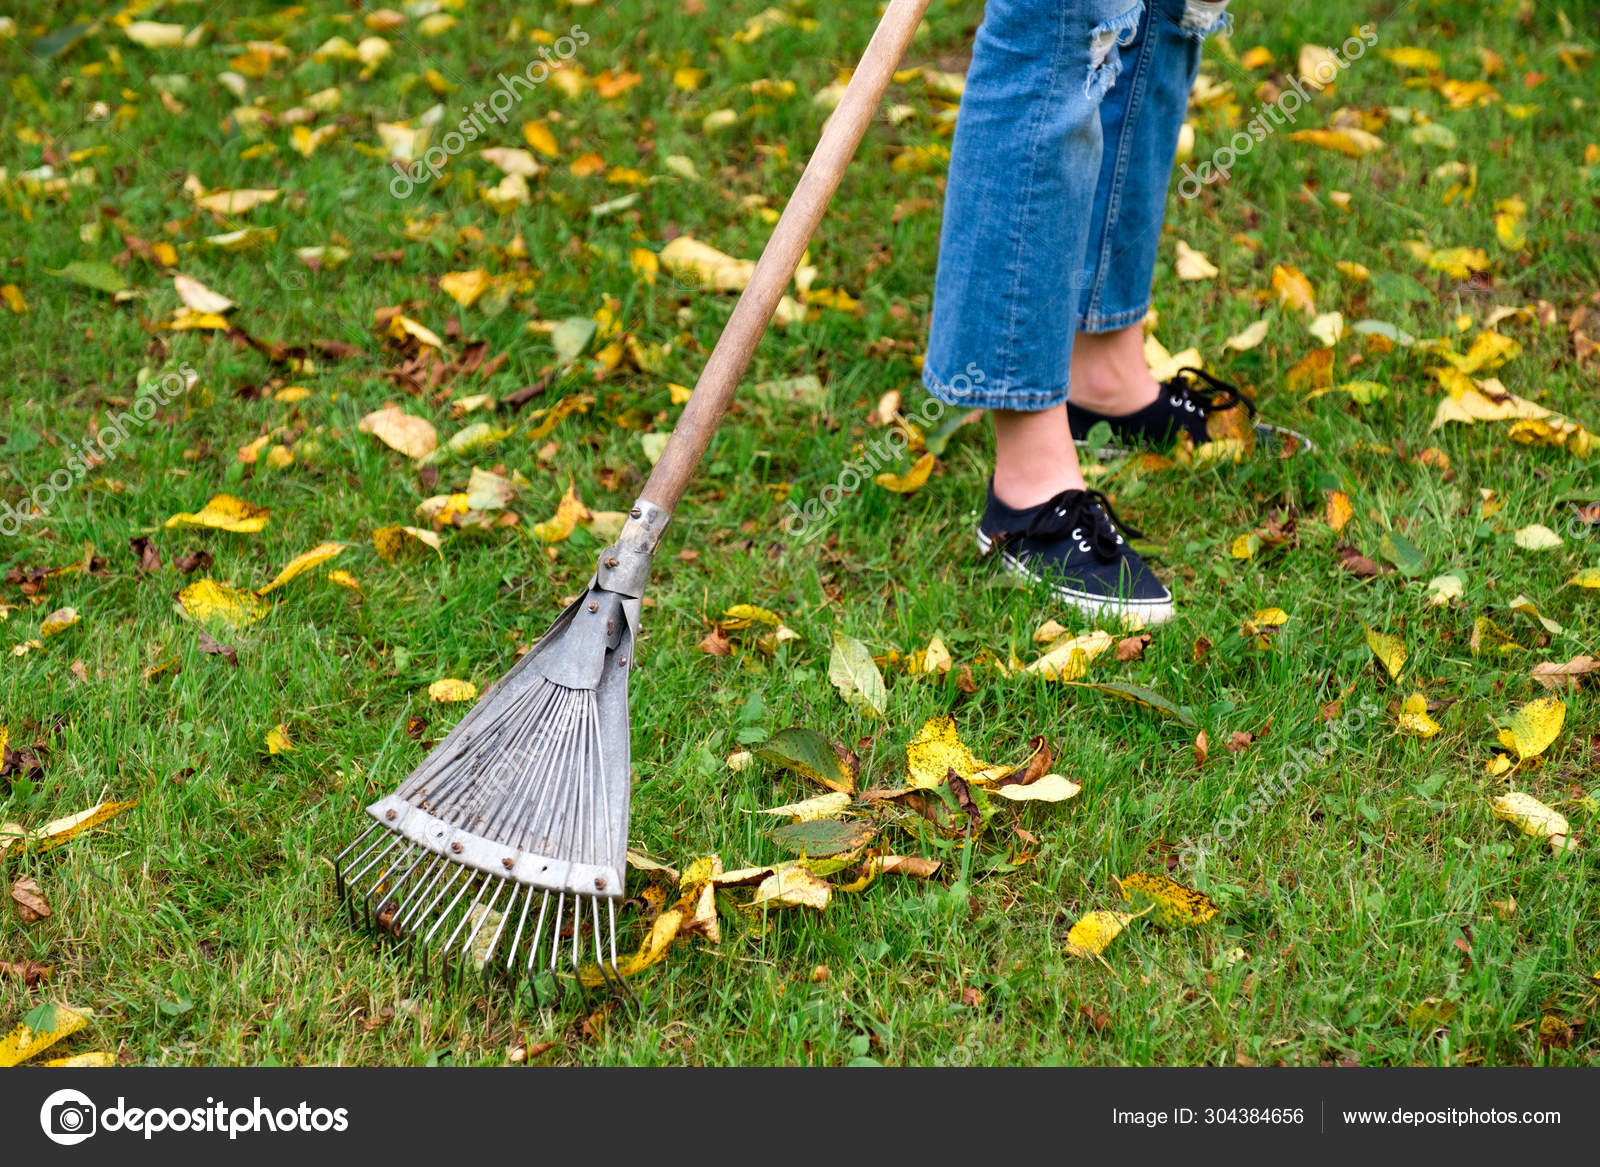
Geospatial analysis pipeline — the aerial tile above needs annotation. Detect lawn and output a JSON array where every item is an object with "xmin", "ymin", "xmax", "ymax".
[{"xmin": 1, "ymin": 0, "xmax": 1597, "ymax": 1067}]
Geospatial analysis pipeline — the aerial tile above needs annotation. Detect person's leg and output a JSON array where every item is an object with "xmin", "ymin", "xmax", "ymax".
[
  {"xmin": 924, "ymin": 0, "xmax": 1142, "ymax": 495},
  {"xmin": 1072, "ymin": 0, "xmax": 1230, "ymax": 414},
  {"xmin": 1060, "ymin": 1, "xmax": 1309, "ymax": 455},
  {"xmin": 924, "ymin": 0, "xmax": 1174, "ymax": 623}
]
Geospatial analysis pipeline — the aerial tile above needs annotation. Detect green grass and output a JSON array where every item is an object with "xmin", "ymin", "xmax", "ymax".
[{"xmin": 1, "ymin": 0, "xmax": 1597, "ymax": 1066}]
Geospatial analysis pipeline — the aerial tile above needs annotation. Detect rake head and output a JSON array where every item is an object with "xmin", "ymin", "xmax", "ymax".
[{"xmin": 334, "ymin": 504, "xmax": 667, "ymax": 1001}]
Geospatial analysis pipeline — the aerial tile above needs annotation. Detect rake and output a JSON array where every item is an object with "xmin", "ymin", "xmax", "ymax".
[{"xmin": 335, "ymin": 0, "xmax": 934, "ymax": 997}]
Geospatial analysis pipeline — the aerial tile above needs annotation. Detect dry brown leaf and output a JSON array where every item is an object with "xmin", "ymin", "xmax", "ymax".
[{"xmin": 10, "ymin": 876, "xmax": 51, "ymax": 923}]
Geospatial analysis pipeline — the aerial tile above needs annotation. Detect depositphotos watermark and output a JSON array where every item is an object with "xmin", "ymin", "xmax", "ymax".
[
  {"xmin": 0, "ymin": 361, "xmax": 198, "ymax": 538},
  {"xmin": 39, "ymin": 1088, "xmax": 349, "ymax": 1145},
  {"xmin": 780, "ymin": 385, "xmax": 961, "ymax": 543},
  {"xmin": 1177, "ymin": 23, "xmax": 1378, "ymax": 199},
  {"xmin": 389, "ymin": 25, "xmax": 589, "ymax": 199},
  {"xmin": 1176, "ymin": 696, "xmax": 1381, "ymax": 871}
]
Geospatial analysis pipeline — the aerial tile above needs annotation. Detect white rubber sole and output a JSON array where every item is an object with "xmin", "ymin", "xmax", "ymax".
[{"xmin": 976, "ymin": 530, "xmax": 1176, "ymax": 627}]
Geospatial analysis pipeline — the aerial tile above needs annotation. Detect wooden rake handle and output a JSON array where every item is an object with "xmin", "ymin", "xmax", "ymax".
[{"xmin": 639, "ymin": 0, "xmax": 934, "ymax": 515}]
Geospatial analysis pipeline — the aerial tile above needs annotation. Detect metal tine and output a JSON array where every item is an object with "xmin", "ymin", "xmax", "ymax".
[
  {"xmin": 342, "ymin": 832, "xmax": 406, "ymax": 901},
  {"xmin": 508, "ymin": 885, "xmax": 537, "ymax": 976},
  {"xmin": 523, "ymin": 890, "xmax": 553, "ymax": 978},
  {"xmin": 549, "ymin": 893, "xmax": 567, "ymax": 972},
  {"xmin": 453, "ymin": 877, "xmax": 506, "ymax": 982},
  {"xmin": 334, "ymin": 823, "xmax": 382, "ymax": 902},
  {"xmin": 391, "ymin": 850, "xmax": 453, "ymax": 936},
  {"xmin": 478, "ymin": 880, "xmax": 517, "ymax": 990},
  {"xmin": 603, "ymin": 898, "xmax": 637, "ymax": 1007},
  {"xmin": 368, "ymin": 841, "xmax": 431, "ymax": 926}
]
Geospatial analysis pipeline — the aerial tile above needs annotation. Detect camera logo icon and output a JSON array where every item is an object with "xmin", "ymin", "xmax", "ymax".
[{"xmin": 40, "ymin": 1089, "xmax": 97, "ymax": 1146}]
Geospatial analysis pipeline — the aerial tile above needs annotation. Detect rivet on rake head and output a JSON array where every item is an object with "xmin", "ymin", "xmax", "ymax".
[
  {"xmin": 450, "ymin": 841, "xmax": 463, "ymax": 854},
  {"xmin": 604, "ymin": 557, "xmax": 619, "ymax": 568},
  {"xmin": 618, "ymin": 657, "xmax": 628, "ymax": 667},
  {"xmin": 594, "ymin": 876, "xmax": 607, "ymax": 890},
  {"xmin": 385, "ymin": 809, "xmax": 397, "ymax": 821},
  {"xmin": 502, "ymin": 856, "xmax": 515, "ymax": 869},
  {"xmin": 588, "ymin": 601, "xmax": 599, "ymax": 612},
  {"xmin": 630, "ymin": 507, "xmax": 642, "ymax": 518}
]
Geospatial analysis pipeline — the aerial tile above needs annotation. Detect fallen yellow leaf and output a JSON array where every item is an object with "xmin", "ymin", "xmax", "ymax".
[
  {"xmin": 428, "ymin": 678, "xmax": 478, "ymax": 703},
  {"xmin": 905, "ymin": 716, "xmax": 1011, "ymax": 789},
  {"xmin": 165, "ymin": 493, "xmax": 270, "ymax": 533},
  {"xmin": 1116, "ymin": 873, "xmax": 1218, "ymax": 927},
  {"xmin": 0, "ymin": 801, "xmax": 136, "ymax": 858},
  {"xmin": 372, "ymin": 525, "xmax": 443, "ymax": 561},
  {"xmin": 1365, "ymin": 627, "xmax": 1407, "ymax": 681},
  {"xmin": 533, "ymin": 484, "xmax": 590, "ymax": 543},
  {"xmin": 1492, "ymin": 791, "xmax": 1574, "ymax": 851},
  {"xmin": 256, "ymin": 542, "xmax": 344, "ymax": 595},
  {"xmin": 359, "ymin": 404, "xmax": 438, "ymax": 460},
  {"xmin": 0, "ymin": 1005, "xmax": 93, "ymax": 1068},
  {"xmin": 1065, "ymin": 908, "xmax": 1146, "ymax": 958},
  {"xmin": 874, "ymin": 452, "xmax": 936, "ymax": 494},
  {"xmin": 177, "ymin": 579, "xmax": 270, "ymax": 629},
  {"xmin": 1495, "ymin": 696, "xmax": 1564, "ymax": 761},
  {"xmin": 1399, "ymin": 693, "xmax": 1441, "ymax": 737}
]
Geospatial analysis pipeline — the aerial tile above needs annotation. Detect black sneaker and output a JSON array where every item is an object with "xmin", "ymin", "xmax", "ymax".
[
  {"xmin": 976, "ymin": 484, "xmax": 1174, "ymax": 626},
  {"xmin": 1067, "ymin": 366, "xmax": 1313, "ymax": 457}
]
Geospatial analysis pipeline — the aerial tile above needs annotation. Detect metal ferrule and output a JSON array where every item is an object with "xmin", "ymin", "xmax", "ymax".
[{"xmin": 595, "ymin": 498, "xmax": 670, "ymax": 598}]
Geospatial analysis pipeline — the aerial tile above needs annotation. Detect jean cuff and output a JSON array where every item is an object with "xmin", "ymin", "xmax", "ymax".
[
  {"xmin": 922, "ymin": 365, "xmax": 1069, "ymax": 412},
  {"xmin": 1077, "ymin": 301, "xmax": 1151, "ymax": 334}
]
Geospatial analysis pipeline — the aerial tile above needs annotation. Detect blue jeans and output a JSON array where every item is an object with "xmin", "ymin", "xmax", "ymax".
[{"xmin": 924, "ymin": 0, "xmax": 1230, "ymax": 411}]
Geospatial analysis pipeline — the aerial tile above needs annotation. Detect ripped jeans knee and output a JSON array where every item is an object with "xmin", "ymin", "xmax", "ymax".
[
  {"xmin": 1177, "ymin": 0, "xmax": 1232, "ymax": 40},
  {"xmin": 1086, "ymin": 1, "xmax": 1144, "ymax": 101}
]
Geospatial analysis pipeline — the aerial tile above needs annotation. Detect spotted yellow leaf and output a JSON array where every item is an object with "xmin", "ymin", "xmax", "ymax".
[
  {"xmin": 1116, "ymin": 872, "xmax": 1219, "ymax": 927},
  {"xmin": 1495, "ymin": 696, "xmax": 1564, "ymax": 761},
  {"xmin": 1565, "ymin": 567, "xmax": 1600, "ymax": 589},
  {"xmin": 326, "ymin": 569, "xmax": 361, "ymax": 591},
  {"xmin": 0, "ymin": 800, "xmax": 136, "ymax": 858},
  {"xmin": 0, "ymin": 1004, "xmax": 93, "ymax": 1068},
  {"xmin": 1325, "ymin": 490, "xmax": 1354, "ymax": 532},
  {"xmin": 755, "ymin": 792, "xmax": 852, "ymax": 821},
  {"xmin": 165, "ymin": 493, "xmax": 270, "ymax": 533},
  {"xmin": 372, "ymin": 525, "xmax": 443, "ymax": 561},
  {"xmin": 1399, "ymin": 693, "xmax": 1441, "ymax": 737},
  {"xmin": 40, "ymin": 606, "xmax": 79, "ymax": 637},
  {"xmin": 1065, "ymin": 908, "xmax": 1147, "ymax": 958},
  {"xmin": 721, "ymin": 604, "xmax": 781, "ymax": 630},
  {"xmin": 1365, "ymin": 627, "xmax": 1407, "ymax": 681},
  {"xmin": 177, "ymin": 579, "xmax": 269, "ymax": 629},
  {"xmin": 905, "ymin": 716, "xmax": 1011, "ymax": 789},
  {"xmin": 1492, "ymin": 791, "xmax": 1574, "ymax": 851}
]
